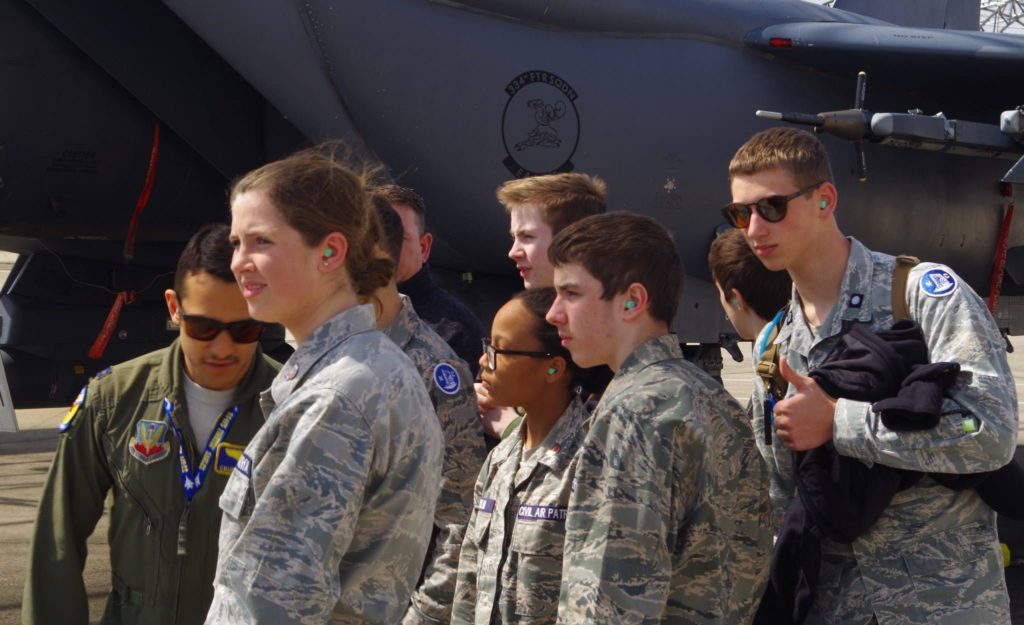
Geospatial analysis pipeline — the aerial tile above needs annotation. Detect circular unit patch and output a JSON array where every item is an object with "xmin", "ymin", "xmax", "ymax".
[
  {"xmin": 433, "ymin": 363, "xmax": 462, "ymax": 395},
  {"xmin": 919, "ymin": 268, "xmax": 958, "ymax": 298}
]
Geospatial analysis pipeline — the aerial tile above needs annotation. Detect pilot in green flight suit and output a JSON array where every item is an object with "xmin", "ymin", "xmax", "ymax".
[{"xmin": 22, "ymin": 224, "xmax": 279, "ymax": 625}]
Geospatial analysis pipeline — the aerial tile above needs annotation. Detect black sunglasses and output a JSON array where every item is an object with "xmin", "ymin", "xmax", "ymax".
[
  {"xmin": 481, "ymin": 337, "xmax": 555, "ymax": 372},
  {"xmin": 181, "ymin": 314, "xmax": 264, "ymax": 344},
  {"xmin": 721, "ymin": 181, "xmax": 825, "ymax": 229}
]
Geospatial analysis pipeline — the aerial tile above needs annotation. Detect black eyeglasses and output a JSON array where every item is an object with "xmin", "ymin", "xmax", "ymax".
[
  {"xmin": 721, "ymin": 181, "xmax": 825, "ymax": 229},
  {"xmin": 181, "ymin": 314, "xmax": 264, "ymax": 344},
  {"xmin": 481, "ymin": 337, "xmax": 555, "ymax": 372}
]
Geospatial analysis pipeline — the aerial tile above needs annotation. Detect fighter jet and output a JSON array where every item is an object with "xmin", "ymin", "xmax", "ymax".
[{"xmin": 2, "ymin": 0, "xmax": 1024, "ymax": 413}]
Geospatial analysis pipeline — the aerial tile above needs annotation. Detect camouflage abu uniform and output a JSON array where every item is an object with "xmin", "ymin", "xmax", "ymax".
[
  {"xmin": 753, "ymin": 238, "xmax": 1017, "ymax": 625},
  {"xmin": 452, "ymin": 396, "xmax": 589, "ymax": 625},
  {"xmin": 206, "ymin": 304, "xmax": 444, "ymax": 625},
  {"xmin": 23, "ymin": 341, "xmax": 278, "ymax": 625},
  {"xmin": 382, "ymin": 295, "xmax": 487, "ymax": 625},
  {"xmin": 557, "ymin": 335, "xmax": 772, "ymax": 625}
]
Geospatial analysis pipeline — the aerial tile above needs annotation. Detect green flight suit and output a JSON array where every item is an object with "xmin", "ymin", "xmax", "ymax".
[{"xmin": 22, "ymin": 339, "xmax": 279, "ymax": 625}]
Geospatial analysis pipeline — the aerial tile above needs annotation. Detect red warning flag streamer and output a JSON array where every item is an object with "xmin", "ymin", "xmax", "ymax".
[
  {"xmin": 123, "ymin": 119, "xmax": 161, "ymax": 261},
  {"xmin": 89, "ymin": 120, "xmax": 161, "ymax": 359},
  {"xmin": 88, "ymin": 291, "xmax": 136, "ymax": 360},
  {"xmin": 987, "ymin": 184, "xmax": 1015, "ymax": 315}
]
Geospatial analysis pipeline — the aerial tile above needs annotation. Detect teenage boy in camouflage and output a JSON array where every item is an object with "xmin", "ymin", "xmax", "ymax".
[
  {"xmin": 482, "ymin": 173, "xmax": 608, "ymax": 441},
  {"xmin": 545, "ymin": 212, "xmax": 771, "ymax": 625},
  {"xmin": 725, "ymin": 126, "xmax": 1017, "ymax": 624}
]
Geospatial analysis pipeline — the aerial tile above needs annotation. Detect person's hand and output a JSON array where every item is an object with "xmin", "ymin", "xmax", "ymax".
[
  {"xmin": 475, "ymin": 382, "xmax": 521, "ymax": 439},
  {"xmin": 773, "ymin": 356, "xmax": 837, "ymax": 451},
  {"xmin": 475, "ymin": 381, "xmax": 496, "ymax": 413}
]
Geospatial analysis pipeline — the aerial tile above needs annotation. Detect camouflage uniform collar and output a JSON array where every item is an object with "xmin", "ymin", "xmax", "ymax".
[
  {"xmin": 776, "ymin": 237, "xmax": 874, "ymax": 348},
  {"xmin": 381, "ymin": 294, "xmax": 417, "ymax": 351},
  {"xmin": 486, "ymin": 417, "xmax": 526, "ymax": 470},
  {"xmin": 533, "ymin": 395, "xmax": 588, "ymax": 472},
  {"xmin": 272, "ymin": 304, "xmax": 378, "ymax": 402},
  {"xmin": 616, "ymin": 334, "xmax": 683, "ymax": 378},
  {"xmin": 490, "ymin": 396, "xmax": 589, "ymax": 481}
]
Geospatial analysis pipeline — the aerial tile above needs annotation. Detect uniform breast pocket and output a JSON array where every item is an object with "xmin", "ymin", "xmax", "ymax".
[
  {"xmin": 467, "ymin": 501, "xmax": 495, "ymax": 553},
  {"xmin": 218, "ymin": 461, "xmax": 255, "ymax": 522},
  {"xmin": 511, "ymin": 506, "xmax": 567, "ymax": 619}
]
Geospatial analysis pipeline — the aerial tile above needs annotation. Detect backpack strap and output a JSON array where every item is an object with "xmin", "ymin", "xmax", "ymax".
[
  {"xmin": 754, "ymin": 254, "xmax": 919, "ymax": 446},
  {"xmin": 755, "ymin": 306, "xmax": 789, "ymax": 445},
  {"xmin": 755, "ymin": 335, "xmax": 788, "ymax": 402},
  {"xmin": 891, "ymin": 255, "xmax": 920, "ymax": 322}
]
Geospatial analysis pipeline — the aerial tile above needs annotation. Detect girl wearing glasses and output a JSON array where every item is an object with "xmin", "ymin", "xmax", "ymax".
[
  {"xmin": 451, "ymin": 288, "xmax": 604, "ymax": 625},
  {"xmin": 206, "ymin": 146, "xmax": 444, "ymax": 625}
]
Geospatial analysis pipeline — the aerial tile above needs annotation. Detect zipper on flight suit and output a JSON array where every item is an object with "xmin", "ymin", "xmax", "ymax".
[
  {"xmin": 119, "ymin": 476, "xmax": 155, "ymax": 534},
  {"xmin": 115, "ymin": 474, "xmax": 158, "ymax": 606},
  {"xmin": 172, "ymin": 432, "xmax": 199, "ymax": 624}
]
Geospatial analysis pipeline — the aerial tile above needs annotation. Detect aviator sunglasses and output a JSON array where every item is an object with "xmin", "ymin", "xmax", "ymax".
[
  {"xmin": 721, "ymin": 181, "xmax": 825, "ymax": 229},
  {"xmin": 481, "ymin": 337, "xmax": 555, "ymax": 372},
  {"xmin": 180, "ymin": 313, "xmax": 264, "ymax": 343}
]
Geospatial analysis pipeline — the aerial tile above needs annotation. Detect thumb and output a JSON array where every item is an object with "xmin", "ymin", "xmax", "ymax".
[{"xmin": 778, "ymin": 355, "xmax": 809, "ymax": 389}]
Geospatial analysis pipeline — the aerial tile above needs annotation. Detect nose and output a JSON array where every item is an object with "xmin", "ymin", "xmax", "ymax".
[
  {"xmin": 478, "ymin": 350, "xmax": 489, "ymax": 372},
  {"xmin": 745, "ymin": 209, "xmax": 769, "ymax": 239},
  {"xmin": 230, "ymin": 245, "xmax": 249, "ymax": 278},
  {"xmin": 207, "ymin": 328, "xmax": 236, "ymax": 359},
  {"xmin": 545, "ymin": 299, "xmax": 565, "ymax": 326},
  {"xmin": 508, "ymin": 240, "xmax": 522, "ymax": 261}
]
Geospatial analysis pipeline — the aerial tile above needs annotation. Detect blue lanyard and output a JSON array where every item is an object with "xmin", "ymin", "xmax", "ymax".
[
  {"xmin": 756, "ymin": 308, "xmax": 788, "ymax": 359},
  {"xmin": 162, "ymin": 398, "xmax": 239, "ymax": 503}
]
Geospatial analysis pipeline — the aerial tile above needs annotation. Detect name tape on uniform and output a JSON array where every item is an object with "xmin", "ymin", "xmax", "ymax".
[
  {"xmin": 517, "ymin": 504, "xmax": 567, "ymax": 521},
  {"xmin": 214, "ymin": 442, "xmax": 247, "ymax": 476},
  {"xmin": 236, "ymin": 452, "xmax": 253, "ymax": 477}
]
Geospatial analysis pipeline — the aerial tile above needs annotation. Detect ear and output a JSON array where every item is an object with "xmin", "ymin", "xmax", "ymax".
[
  {"xmin": 543, "ymin": 356, "xmax": 568, "ymax": 384},
  {"xmin": 817, "ymin": 182, "xmax": 838, "ymax": 217},
  {"xmin": 319, "ymin": 232, "xmax": 349, "ymax": 272},
  {"xmin": 164, "ymin": 288, "xmax": 181, "ymax": 325},
  {"xmin": 419, "ymin": 232, "xmax": 433, "ymax": 263},
  {"xmin": 621, "ymin": 282, "xmax": 650, "ymax": 319},
  {"xmin": 728, "ymin": 288, "xmax": 747, "ymax": 312}
]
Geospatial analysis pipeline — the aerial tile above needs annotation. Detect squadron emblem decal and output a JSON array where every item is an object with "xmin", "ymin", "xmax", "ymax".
[
  {"xmin": 130, "ymin": 420, "xmax": 171, "ymax": 465},
  {"xmin": 502, "ymin": 70, "xmax": 580, "ymax": 178}
]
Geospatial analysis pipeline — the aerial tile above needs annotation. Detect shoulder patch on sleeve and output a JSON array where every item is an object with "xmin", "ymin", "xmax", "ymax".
[
  {"xmin": 433, "ymin": 362, "xmax": 462, "ymax": 395},
  {"xmin": 58, "ymin": 385, "xmax": 88, "ymax": 433},
  {"xmin": 919, "ymin": 268, "xmax": 958, "ymax": 298},
  {"xmin": 95, "ymin": 366, "xmax": 113, "ymax": 380}
]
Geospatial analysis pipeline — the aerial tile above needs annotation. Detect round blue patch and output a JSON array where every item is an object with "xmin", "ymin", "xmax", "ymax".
[
  {"xmin": 433, "ymin": 363, "xmax": 461, "ymax": 395},
  {"xmin": 920, "ymin": 268, "xmax": 958, "ymax": 297}
]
